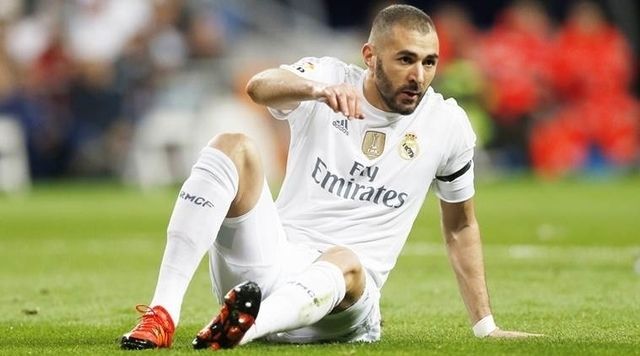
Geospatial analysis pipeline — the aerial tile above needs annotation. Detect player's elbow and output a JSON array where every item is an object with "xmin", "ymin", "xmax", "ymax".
[
  {"xmin": 442, "ymin": 221, "xmax": 479, "ymax": 245},
  {"xmin": 443, "ymin": 229, "xmax": 462, "ymax": 245},
  {"xmin": 246, "ymin": 69, "xmax": 279, "ymax": 104},
  {"xmin": 245, "ymin": 76, "xmax": 262, "ymax": 104}
]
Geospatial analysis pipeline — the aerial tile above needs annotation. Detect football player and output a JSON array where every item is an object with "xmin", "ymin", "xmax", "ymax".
[{"xmin": 121, "ymin": 4, "xmax": 540, "ymax": 350}]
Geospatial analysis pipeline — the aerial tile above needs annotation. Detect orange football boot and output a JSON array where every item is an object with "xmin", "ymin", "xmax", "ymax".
[{"xmin": 121, "ymin": 305, "xmax": 175, "ymax": 350}]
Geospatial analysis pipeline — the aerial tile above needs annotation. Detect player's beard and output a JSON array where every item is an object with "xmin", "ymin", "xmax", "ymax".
[{"xmin": 375, "ymin": 58, "xmax": 424, "ymax": 115}]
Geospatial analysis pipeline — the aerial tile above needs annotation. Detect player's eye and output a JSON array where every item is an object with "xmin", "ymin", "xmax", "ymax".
[
  {"xmin": 424, "ymin": 58, "xmax": 437, "ymax": 67},
  {"xmin": 399, "ymin": 56, "xmax": 413, "ymax": 64}
]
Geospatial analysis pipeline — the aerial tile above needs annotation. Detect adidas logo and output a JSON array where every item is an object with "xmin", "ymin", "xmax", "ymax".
[{"xmin": 332, "ymin": 119, "xmax": 349, "ymax": 135}]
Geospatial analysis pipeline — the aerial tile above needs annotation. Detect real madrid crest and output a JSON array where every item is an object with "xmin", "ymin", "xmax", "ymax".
[
  {"xmin": 399, "ymin": 133, "xmax": 419, "ymax": 160},
  {"xmin": 362, "ymin": 130, "xmax": 386, "ymax": 159},
  {"xmin": 294, "ymin": 61, "xmax": 315, "ymax": 73}
]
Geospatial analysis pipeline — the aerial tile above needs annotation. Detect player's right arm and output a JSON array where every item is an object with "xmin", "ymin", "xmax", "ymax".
[
  {"xmin": 246, "ymin": 68, "xmax": 363, "ymax": 119},
  {"xmin": 441, "ymin": 198, "xmax": 543, "ymax": 338}
]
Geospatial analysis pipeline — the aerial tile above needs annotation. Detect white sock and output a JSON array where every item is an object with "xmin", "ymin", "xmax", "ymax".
[
  {"xmin": 150, "ymin": 147, "xmax": 238, "ymax": 325},
  {"xmin": 241, "ymin": 261, "xmax": 346, "ymax": 344}
]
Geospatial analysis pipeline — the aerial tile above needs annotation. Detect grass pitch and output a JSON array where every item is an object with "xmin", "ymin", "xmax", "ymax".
[{"xmin": 1, "ymin": 177, "xmax": 639, "ymax": 355}]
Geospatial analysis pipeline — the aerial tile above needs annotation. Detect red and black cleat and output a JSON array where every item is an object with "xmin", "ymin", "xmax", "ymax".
[{"xmin": 193, "ymin": 281, "xmax": 261, "ymax": 350}]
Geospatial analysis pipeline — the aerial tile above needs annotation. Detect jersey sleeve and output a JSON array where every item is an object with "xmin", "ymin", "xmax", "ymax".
[
  {"xmin": 280, "ymin": 56, "xmax": 346, "ymax": 84},
  {"xmin": 267, "ymin": 57, "xmax": 346, "ymax": 122},
  {"xmin": 432, "ymin": 105, "xmax": 477, "ymax": 203}
]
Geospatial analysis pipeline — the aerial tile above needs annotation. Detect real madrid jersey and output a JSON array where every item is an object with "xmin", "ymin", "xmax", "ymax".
[{"xmin": 269, "ymin": 56, "xmax": 476, "ymax": 289}]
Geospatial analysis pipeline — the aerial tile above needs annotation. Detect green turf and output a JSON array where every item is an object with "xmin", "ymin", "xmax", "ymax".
[{"xmin": 1, "ymin": 177, "xmax": 639, "ymax": 354}]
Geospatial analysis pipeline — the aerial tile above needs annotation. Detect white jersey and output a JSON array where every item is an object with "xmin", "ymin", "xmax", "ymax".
[{"xmin": 269, "ymin": 57, "xmax": 476, "ymax": 289}]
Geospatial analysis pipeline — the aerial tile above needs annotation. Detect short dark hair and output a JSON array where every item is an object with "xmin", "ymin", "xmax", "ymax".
[{"xmin": 369, "ymin": 4, "xmax": 435, "ymax": 43}]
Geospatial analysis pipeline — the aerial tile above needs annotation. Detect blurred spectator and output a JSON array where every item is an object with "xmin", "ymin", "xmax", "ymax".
[
  {"xmin": 432, "ymin": 3, "xmax": 492, "ymax": 148},
  {"xmin": 65, "ymin": 0, "xmax": 151, "ymax": 176},
  {"xmin": 0, "ymin": 1, "xmax": 71, "ymax": 177},
  {"xmin": 476, "ymin": 0, "xmax": 554, "ymax": 168},
  {"xmin": 0, "ymin": 0, "xmax": 637, "ymax": 183},
  {"xmin": 184, "ymin": 1, "xmax": 226, "ymax": 59},
  {"xmin": 434, "ymin": 3, "xmax": 477, "ymax": 67},
  {"xmin": 530, "ymin": 0, "xmax": 639, "ymax": 177},
  {"xmin": 147, "ymin": 0, "xmax": 189, "ymax": 73},
  {"xmin": 66, "ymin": 0, "xmax": 150, "ymax": 63},
  {"xmin": 550, "ymin": 0, "xmax": 634, "ymax": 101},
  {"xmin": 121, "ymin": 0, "xmax": 232, "ymax": 187},
  {"xmin": 530, "ymin": 95, "xmax": 639, "ymax": 177}
]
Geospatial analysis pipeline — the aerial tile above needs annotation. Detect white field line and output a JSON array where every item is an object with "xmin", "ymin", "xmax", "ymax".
[{"xmin": 401, "ymin": 242, "xmax": 640, "ymax": 263}]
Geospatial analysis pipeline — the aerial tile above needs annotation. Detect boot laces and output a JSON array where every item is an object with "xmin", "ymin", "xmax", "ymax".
[{"xmin": 132, "ymin": 305, "xmax": 167, "ymax": 337}]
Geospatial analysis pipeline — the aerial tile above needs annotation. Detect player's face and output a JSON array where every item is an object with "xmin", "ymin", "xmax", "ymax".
[{"xmin": 371, "ymin": 27, "xmax": 439, "ymax": 115}]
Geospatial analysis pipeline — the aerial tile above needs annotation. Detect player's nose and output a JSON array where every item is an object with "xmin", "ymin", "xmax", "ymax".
[{"xmin": 408, "ymin": 64, "xmax": 425, "ymax": 86}]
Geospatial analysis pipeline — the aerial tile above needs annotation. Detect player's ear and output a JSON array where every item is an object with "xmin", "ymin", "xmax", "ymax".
[{"xmin": 362, "ymin": 43, "xmax": 375, "ymax": 69}]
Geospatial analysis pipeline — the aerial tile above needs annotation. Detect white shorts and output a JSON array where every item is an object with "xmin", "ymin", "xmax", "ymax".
[{"xmin": 208, "ymin": 181, "xmax": 381, "ymax": 343}]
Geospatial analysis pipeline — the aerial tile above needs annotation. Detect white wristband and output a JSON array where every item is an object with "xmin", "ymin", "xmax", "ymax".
[{"xmin": 472, "ymin": 315, "xmax": 497, "ymax": 337}]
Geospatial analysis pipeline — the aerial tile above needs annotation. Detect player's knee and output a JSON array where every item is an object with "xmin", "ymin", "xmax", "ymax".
[
  {"xmin": 319, "ymin": 246, "xmax": 365, "ymax": 305},
  {"xmin": 208, "ymin": 133, "xmax": 260, "ymax": 171},
  {"xmin": 208, "ymin": 133, "xmax": 264, "ymax": 217},
  {"xmin": 321, "ymin": 246, "xmax": 362, "ymax": 273}
]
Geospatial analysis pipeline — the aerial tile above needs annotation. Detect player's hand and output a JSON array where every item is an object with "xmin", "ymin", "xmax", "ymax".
[
  {"xmin": 487, "ymin": 328, "xmax": 544, "ymax": 338},
  {"xmin": 313, "ymin": 83, "xmax": 364, "ymax": 120}
]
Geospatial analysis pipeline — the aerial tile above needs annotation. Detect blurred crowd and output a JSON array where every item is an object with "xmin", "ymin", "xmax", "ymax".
[
  {"xmin": 0, "ymin": 0, "xmax": 637, "ymax": 191},
  {"xmin": 0, "ymin": 0, "xmax": 230, "ymax": 182},
  {"xmin": 432, "ymin": 0, "xmax": 638, "ymax": 178}
]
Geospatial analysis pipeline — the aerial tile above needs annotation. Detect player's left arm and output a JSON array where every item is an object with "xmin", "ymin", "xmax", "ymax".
[{"xmin": 440, "ymin": 198, "xmax": 543, "ymax": 338}]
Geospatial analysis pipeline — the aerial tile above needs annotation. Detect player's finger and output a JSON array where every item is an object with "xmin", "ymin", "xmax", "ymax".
[
  {"xmin": 354, "ymin": 93, "xmax": 363, "ymax": 119},
  {"xmin": 324, "ymin": 91, "xmax": 339, "ymax": 112},
  {"xmin": 346, "ymin": 93, "xmax": 357, "ymax": 119},
  {"xmin": 337, "ymin": 92, "xmax": 350, "ymax": 117}
]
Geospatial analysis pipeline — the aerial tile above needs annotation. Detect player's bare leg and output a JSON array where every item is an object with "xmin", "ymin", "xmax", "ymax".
[{"xmin": 121, "ymin": 133, "xmax": 264, "ymax": 350}]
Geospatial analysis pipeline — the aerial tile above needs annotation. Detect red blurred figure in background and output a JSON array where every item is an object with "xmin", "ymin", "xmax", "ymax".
[
  {"xmin": 476, "ymin": 0, "xmax": 554, "ymax": 167},
  {"xmin": 551, "ymin": 1, "xmax": 634, "ymax": 101},
  {"xmin": 433, "ymin": 4, "xmax": 493, "ymax": 149},
  {"xmin": 530, "ymin": 97, "xmax": 639, "ymax": 177},
  {"xmin": 435, "ymin": 3, "xmax": 479, "ymax": 67},
  {"xmin": 530, "ymin": 1, "xmax": 639, "ymax": 177}
]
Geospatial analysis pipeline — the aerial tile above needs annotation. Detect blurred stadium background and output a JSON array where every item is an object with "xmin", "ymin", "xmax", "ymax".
[{"xmin": 0, "ymin": 0, "xmax": 637, "ymax": 191}]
